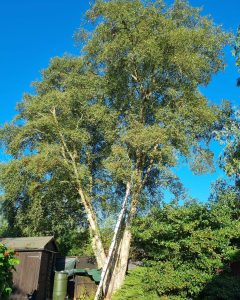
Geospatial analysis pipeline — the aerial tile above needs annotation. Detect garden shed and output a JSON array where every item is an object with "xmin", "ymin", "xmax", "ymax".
[{"xmin": 1, "ymin": 236, "xmax": 59, "ymax": 300}]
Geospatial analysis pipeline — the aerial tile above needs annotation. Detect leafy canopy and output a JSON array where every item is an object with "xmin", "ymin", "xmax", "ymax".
[
  {"xmin": 0, "ymin": 57, "xmax": 116, "ymax": 251},
  {"xmin": 0, "ymin": 0, "xmax": 231, "ymax": 255},
  {"xmin": 83, "ymin": 0, "xmax": 231, "ymax": 199}
]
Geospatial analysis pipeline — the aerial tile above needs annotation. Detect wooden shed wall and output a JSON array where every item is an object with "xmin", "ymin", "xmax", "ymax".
[
  {"xmin": 11, "ymin": 251, "xmax": 42, "ymax": 299},
  {"xmin": 11, "ymin": 250, "xmax": 56, "ymax": 300},
  {"xmin": 38, "ymin": 251, "xmax": 55, "ymax": 300}
]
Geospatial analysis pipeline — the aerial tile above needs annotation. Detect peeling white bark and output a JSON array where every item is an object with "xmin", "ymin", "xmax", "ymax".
[
  {"xmin": 95, "ymin": 183, "xmax": 131, "ymax": 300},
  {"xmin": 105, "ymin": 226, "xmax": 132, "ymax": 299},
  {"xmin": 105, "ymin": 194, "xmax": 139, "ymax": 299},
  {"xmin": 78, "ymin": 188, "xmax": 106, "ymax": 268}
]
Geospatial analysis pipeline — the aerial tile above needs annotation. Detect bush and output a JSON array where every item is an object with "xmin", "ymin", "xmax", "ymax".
[
  {"xmin": 114, "ymin": 187, "xmax": 240, "ymax": 299},
  {"xmin": 0, "ymin": 243, "xmax": 19, "ymax": 299},
  {"xmin": 112, "ymin": 267, "xmax": 159, "ymax": 300}
]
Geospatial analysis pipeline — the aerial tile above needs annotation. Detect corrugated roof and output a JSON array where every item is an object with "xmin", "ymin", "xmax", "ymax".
[{"xmin": 0, "ymin": 236, "xmax": 55, "ymax": 250}]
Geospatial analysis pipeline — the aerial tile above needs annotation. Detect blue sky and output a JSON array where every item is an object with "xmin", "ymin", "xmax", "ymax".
[{"xmin": 0, "ymin": 0, "xmax": 239, "ymax": 201}]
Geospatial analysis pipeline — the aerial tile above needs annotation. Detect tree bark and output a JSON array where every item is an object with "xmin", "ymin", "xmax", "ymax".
[
  {"xmin": 95, "ymin": 183, "xmax": 131, "ymax": 300},
  {"xmin": 78, "ymin": 188, "xmax": 106, "ymax": 268},
  {"xmin": 51, "ymin": 107, "xmax": 107, "ymax": 268},
  {"xmin": 105, "ymin": 226, "xmax": 132, "ymax": 299},
  {"xmin": 105, "ymin": 195, "xmax": 138, "ymax": 299}
]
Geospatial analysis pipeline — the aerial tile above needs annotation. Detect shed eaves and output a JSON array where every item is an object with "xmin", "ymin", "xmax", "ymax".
[{"xmin": 0, "ymin": 236, "xmax": 55, "ymax": 250}]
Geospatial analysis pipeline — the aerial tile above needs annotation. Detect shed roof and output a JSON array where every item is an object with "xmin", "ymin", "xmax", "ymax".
[{"xmin": 0, "ymin": 236, "xmax": 56, "ymax": 251}]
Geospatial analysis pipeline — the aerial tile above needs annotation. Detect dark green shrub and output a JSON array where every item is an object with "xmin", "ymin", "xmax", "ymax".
[
  {"xmin": 0, "ymin": 243, "xmax": 19, "ymax": 299},
  {"xmin": 114, "ymin": 187, "xmax": 240, "ymax": 300}
]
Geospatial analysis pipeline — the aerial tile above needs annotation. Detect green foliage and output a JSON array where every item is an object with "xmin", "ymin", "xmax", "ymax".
[
  {"xmin": 218, "ymin": 106, "xmax": 240, "ymax": 180},
  {"xmin": 56, "ymin": 230, "xmax": 92, "ymax": 256},
  {"xmin": 84, "ymin": 0, "xmax": 231, "ymax": 202},
  {"xmin": 114, "ymin": 183, "xmax": 240, "ymax": 299},
  {"xmin": 234, "ymin": 26, "xmax": 240, "ymax": 85},
  {"xmin": 200, "ymin": 272, "xmax": 240, "ymax": 300},
  {"xmin": 56, "ymin": 226, "xmax": 113, "ymax": 256},
  {"xmin": 220, "ymin": 28, "xmax": 240, "ymax": 184},
  {"xmin": 112, "ymin": 267, "xmax": 159, "ymax": 300},
  {"xmin": 0, "ymin": 244, "xmax": 19, "ymax": 300},
  {"xmin": 0, "ymin": 56, "xmax": 116, "ymax": 255},
  {"xmin": 0, "ymin": 157, "xmax": 90, "ymax": 255},
  {"xmin": 0, "ymin": 0, "xmax": 232, "ymax": 263}
]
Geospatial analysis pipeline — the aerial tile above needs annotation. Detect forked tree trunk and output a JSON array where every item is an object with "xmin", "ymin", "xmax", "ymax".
[
  {"xmin": 78, "ymin": 188, "xmax": 106, "ymax": 268},
  {"xmin": 52, "ymin": 108, "xmax": 107, "ymax": 268},
  {"xmin": 94, "ymin": 183, "xmax": 131, "ymax": 300}
]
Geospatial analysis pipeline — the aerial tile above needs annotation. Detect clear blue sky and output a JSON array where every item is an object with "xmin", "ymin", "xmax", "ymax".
[{"xmin": 0, "ymin": 0, "xmax": 239, "ymax": 201}]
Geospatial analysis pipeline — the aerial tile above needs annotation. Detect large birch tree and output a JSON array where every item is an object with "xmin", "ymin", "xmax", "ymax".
[
  {"xmin": 0, "ymin": 0, "xmax": 231, "ymax": 297},
  {"xmin": 83, "ymin": 0, "xmax": 230, "ymax": 296}
]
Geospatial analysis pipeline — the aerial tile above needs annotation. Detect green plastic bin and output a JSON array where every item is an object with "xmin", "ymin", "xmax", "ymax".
[{"xmin": 52, "ymin": 271, "xmax": 68, "ymax": 300}]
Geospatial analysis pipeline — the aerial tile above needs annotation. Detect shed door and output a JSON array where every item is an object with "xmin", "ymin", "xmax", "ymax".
[{"xmin": 12, "ymin": 252, "xmax": 41, "ymax": 298}]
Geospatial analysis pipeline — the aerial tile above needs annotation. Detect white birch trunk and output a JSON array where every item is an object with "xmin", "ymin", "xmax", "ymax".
[
  {"xmin": 105, "ymin": 226, "xmax": 132, "ymax": 299},
  {"xmin": 51, "ymin": 108, "xmax": 107, "ymax": 268},
  {"xmin": 94, "ymin": 183, "xmax": 131, "ymax": 300},
  {"xmin": 105, "ymin": 195, "xmax": 138, "ymax": 299},
  {"xmin": 78, "ymin": 188, "xmax": 106, "ymax": 268}
]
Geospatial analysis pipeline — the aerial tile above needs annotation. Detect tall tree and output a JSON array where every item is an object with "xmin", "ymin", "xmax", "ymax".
[
  {"xmin": 83, "ymin": 0, "xmax": 230, "ymax": 295},
  {"xmin": 0, "ymin": 0, "xmax": 230, "ymax": 297},
  {"xmin": 0, "ymin": 57, "xmax": 116, "ymax": 267}
]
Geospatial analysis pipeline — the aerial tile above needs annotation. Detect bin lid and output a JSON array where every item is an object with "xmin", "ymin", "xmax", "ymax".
[{"xmin": 73, "ymin": 268, "xmax": 102, "ymax": 283}]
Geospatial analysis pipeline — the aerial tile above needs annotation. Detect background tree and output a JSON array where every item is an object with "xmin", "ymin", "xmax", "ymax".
[{"xmin": 0, "ymin": 162, "xmax": 91, "ymax": 255}]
